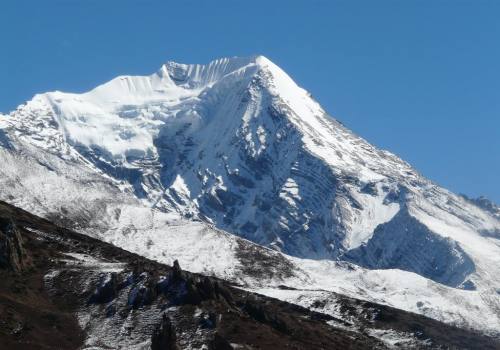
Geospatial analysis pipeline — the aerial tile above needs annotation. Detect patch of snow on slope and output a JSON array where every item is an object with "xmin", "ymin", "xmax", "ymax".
[
  {"xmin": 62, "ymin": 253, "xmax": 127, "ymax": 273},
  {"xmin": 101, "ymin": 207, "xmax": 240, "ymax": 281},
  {"xmin": 251, "ymin": 258, "xmax": 500, "ymax": 337},
  {"xmin": 367, "ymin": 329, "xmax": 431, "ymax": 349},
  {"xmin": 279, "ymin": 178, "xmax": 301, "ymax": 207},
  {"xmin": 343, "ymin": 184, "xmax": 400, "ymax": 249}
]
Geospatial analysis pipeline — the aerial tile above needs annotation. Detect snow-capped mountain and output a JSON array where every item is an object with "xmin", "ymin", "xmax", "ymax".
[{"xmin": 0, "ymin": 56, "xmax": 499, "ymax": 336}]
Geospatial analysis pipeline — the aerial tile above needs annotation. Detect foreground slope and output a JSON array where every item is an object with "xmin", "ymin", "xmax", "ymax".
[
  {"xmin": 0, "ymin": 200, "xmax": 498, "ymax": 349},
  {"xmin": 0, "ymin": 56, "xmax": 499, "ymax": 334}
]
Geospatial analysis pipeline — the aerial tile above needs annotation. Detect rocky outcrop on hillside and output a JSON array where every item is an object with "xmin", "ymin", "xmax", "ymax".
[
  {"xmin": 0, "ymin": 218, "xmax": 29, "ymax": 272},
  {"xmin": 1, "ymin": 200, "xmax": 498, "ymax": 349}
]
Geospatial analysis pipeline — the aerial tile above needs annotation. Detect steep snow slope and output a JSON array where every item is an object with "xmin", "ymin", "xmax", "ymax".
[
  {"xmin": 0, "ymin": 56, "xmax": 499, "ymax": 335},
  {"xmin": 462, "ymin": 194, "xmax": 500, "ymax": 220}
]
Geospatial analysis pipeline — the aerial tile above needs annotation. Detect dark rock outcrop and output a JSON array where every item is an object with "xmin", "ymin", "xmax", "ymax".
[
  {"xmin": 0, "ymin": 217, "xmax": 29, "ymax": 272},
  {"xmin": 128, "ymin": 276, "xmax": 158, "ymax": 309},
  {"xmin": 171, "ymin": 259, "xmax": 183, "ymax": 281},
  {"xmin": 243, "ymin": 296, "xmax": 289, "ymax": 334},
  {"xmin": 166, "ymin": 261, "xmax": 233, "ymax": 306},
  {"xmin": 184, "ymin": 275, "xmax": 234, "ymax": 306},
  {"xmin": 89, "ymin": 273, "xmax": 119, "ymax": 304},
  {"xmin": 209, "ymin": 333, "xmax": 233, "ymax": 350},
  {"xmin": 151, "ymin": 314, "xmax": 179, "ymax": 350}
]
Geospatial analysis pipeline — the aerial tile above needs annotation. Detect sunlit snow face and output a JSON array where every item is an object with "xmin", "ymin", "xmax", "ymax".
[{"xmin": 36, "ymin": 57, "xmax": 268, "ymax": 163}]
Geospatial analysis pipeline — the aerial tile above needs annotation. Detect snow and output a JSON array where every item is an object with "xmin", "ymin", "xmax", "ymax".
[
  {"xmin": 62, "ymin": 252, "xmax": 126, "ymax": 273},
  {"xmin": 248, "ymin": 256, "xmax": 500, "ymax": 336},
  {"xmin": 103, "ymin": 209, "xmax": 241, "ymax": 281},
  {"xmin": 366, "ymin": 329, "xmax": 431, "ymax": 348},
  {"xmin": 279, "ymin": 178, "xmax": 301, "ymax": 207},
  {"xmin": 171, "ymin": 175, "xmax": 190, "ymax": 196},
  {"xmin": 32, "ymin": 56, "xmax": 263, "ymax": 161},
  {"xmin": 343, "ymin": 183, "xmax": 400, "ymax": 249},
  {"xmin": 0, "ymin": 114, "xmax": 8, "ymax": 128}
]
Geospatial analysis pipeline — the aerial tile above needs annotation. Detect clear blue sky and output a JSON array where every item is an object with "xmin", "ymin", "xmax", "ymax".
[{"xmin": 1, "ymin": 0, "xmax": 499, "ymax": 201}]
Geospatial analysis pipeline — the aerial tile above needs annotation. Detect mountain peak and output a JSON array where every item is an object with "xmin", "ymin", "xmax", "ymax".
[
  {"xmin": 44, "ymin": 55, "xmax": 281, "ymax": 109},
  {"xmin": 156, "ymin": 55, "xmax": 294, "ymax": 91},
  {"xmin": 157, "ymin": 55, "xmax": 279, "ymax": 89},
  {"xmin": 9, "ymin": 55, "xmax": 313, "ymax": 160},
  {"xmin": 161, "ymin": 55, "xmax": 272, "ymax": 72}
]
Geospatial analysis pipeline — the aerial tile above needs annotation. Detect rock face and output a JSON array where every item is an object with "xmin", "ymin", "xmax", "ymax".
[
  {"xmin": 151, "ymin": 315, "xmax": 180, "ymax": 350},
  {"xmin": 89, "ymin": 272, "xmax": 119, "ymax": 304},
  {"xmin": 346, "ymin": 209, "xmax": 476, "ymax": 288},
  {"xmin": 0, "ymin": 217, "xmax": 28, "ymax": 272}
]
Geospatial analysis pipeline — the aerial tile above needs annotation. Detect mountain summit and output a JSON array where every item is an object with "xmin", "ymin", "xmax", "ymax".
[{"xmin": 1, "ymin": 56, "xmax": 499, "ymax": 336}]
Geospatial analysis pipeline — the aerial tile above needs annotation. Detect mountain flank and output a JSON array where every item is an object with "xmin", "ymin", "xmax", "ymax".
[{"xmin": 0, "ymin": 200, "xmax": 499, "ymax": 349}]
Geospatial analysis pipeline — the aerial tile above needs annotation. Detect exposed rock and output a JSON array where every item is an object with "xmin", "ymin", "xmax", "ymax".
[
  {"xmin": 151, "ymin": 314, "xmax": 179, "ymax": 350},
  {"xmin": 183, "ymin": 275, "xmax": 234, "ymax": 306},
  {"xmin": 210, "ymin": 333, "xmax": 233, "ymax": 350},
  {"xmin": 199, "ymin": 312, "xmax": 218, "ymax": 329},
  {"xmin": 89, "ymin": 273, "xmax": 119, "ymax": 304},
  {"xmin": 243, "ymin": 297, "xmax": 289, "ymax": 334},
  {"xmin": 128, "ymin": 276, "xmax": 158, "ymax": 309},
  {"xmin": 0, "ymin": 217, "xmax": 29, "ymax": 272},
  {"xmin": 346, "ymin": 209, "xmax": 476, "ymax": 288},
  {"xmin": 171, "ymin": 259, "xmax": 183, "ymax": 281}
]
